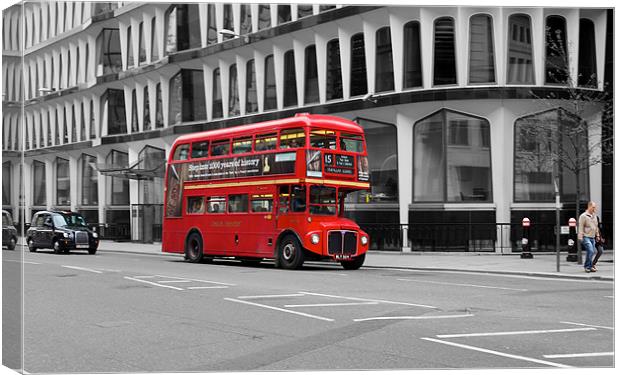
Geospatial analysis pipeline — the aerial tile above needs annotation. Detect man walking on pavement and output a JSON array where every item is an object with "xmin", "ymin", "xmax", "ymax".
[{"xmin": 578, "ymin": 201, "xmax": 600, "ymax": 273}]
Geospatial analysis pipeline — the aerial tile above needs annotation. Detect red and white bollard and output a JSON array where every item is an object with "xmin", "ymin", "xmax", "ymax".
[
  {"xmin": 566, "ymin": 218, "xmax": 578, "ymax": 262},
  {"xmin": 520, "ymin": 217, "xmax": 533, "ymax": 259}
]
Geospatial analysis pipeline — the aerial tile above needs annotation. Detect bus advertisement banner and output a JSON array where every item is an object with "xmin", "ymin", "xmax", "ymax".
[{"xmin": 185, "ymin": 152, "xmax": 296, "ymax": 181}]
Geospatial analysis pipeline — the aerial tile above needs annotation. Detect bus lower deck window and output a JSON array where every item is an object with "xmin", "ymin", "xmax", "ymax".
[
  {"xmin": 187, "ymin": 196, "xmax": 205, "ymax": 214},
  {"xmin": 207, "ymin": 196, "xmax": 226, "ymax": 213}
]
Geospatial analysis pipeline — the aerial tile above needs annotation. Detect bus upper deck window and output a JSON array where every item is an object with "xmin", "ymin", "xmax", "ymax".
[
  {"xmin": 210, "ymin": 139, "xmax": 230, "ymax": 156},
  {"xmin": 254, "ymin": 133, "xmax": 277, "ymax": 151},
  {"xmin": 279, "ymin": 128, "xmax": 306, "ymax": 149},
  {"xmin": 340, "ymin": 133, "xmax": 364, "ymax": 152},
  {"xmin": 232, "ymin": 137, "xmax": 252, "ymax": 154},
  {"xmin": 172, "ymin": 144, "xmax": 190, "ymax": 160},
  {"xmin": 310, "ymin": 129, "xmax": 337, "ymax": 149},
  {"xmin": 191, "ymin": 141, "xmax": 210, "ymax": 159}
]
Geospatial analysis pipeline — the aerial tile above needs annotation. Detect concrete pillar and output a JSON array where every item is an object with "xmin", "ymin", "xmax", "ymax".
[
  {"xmin": 69, "ymin": 155, "xmax": 78, "ymax": 212},
  {"xmin": 396, "ymin": 111, "xmax": 413, "ymax": 251},
  {"xmin": 96, "ymin": 153, "xmax": 106, "ymax": 225},
  {"xmin": 128, "ymin": 146, "xmax": 140, "ymax": 241}
]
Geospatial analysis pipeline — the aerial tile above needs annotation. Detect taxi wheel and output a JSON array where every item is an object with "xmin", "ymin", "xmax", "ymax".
[
  {"xmin": 341, "ymin": 253, "xmax": 366, "ymax": 270},
  {"xmin": 53, "ymin": 240, "xmax": 63, "ymax": 254},
  {"xmin": 8, "ymin": 237, "xmax": 16, "ymax": 250},
  {"xmin": 88, "ymin": 248, "xmax": 97, "ymax": 255},
  {"xmin": 28, "ymin": 239, "xmax": 37, "ymax": 252},
  {"xmin": 185, "ymin": 232, "xmax": 204, "ymax": 263},
  {"xmin": 278, "ymin": 235, "xmax": 304, "ymax": 270}
]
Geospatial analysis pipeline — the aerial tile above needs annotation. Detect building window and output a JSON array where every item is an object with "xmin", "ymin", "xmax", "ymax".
[
  {"xmin": 240, "ymin": 4, "xmax": 252, "ymax": 35},
  {"xmin": 71, "ymin": 105, "xmax": 77, "ymax": 143},
  {"xmin": 433, "ymin": 17, "xmax": 457, "ymax": 85},
  {"xmin": 165, "ymin": 5, "xmax": 200, "ymax": 53},
  {"xmin": 545, "ymin": 15, "xmax": 568, "ymax": 84},
  {"xmin": 89, "ymin": 100, "xmax": 95, "ymax": 139},
  {"xmin": 62, "ymin": 107, "xmax": 68, "ymax": 143},
  {"xmin": 2, "ymin": 162, "xmax": 10, "ymax": 206},
  {"xmin": 507, "ymin": 14, "xmax": 534, "ymax": 84},
  {"xmin": 514, "ymin": 109, "xmax": 589, "ymax": 202},
  {"xmin": 126, "ymin": 25, "xmax": 134, "ymax": 68},
  {"xmin": 85, "ymin": 43, "xmax": 89, "ymax": 82},
  {"xmin": 206, "ymin": 4, "xmax": 217, "ymax": 45},
  {"xmin": 96, "ymin": 28, "xmax": 122, "ymax": 76},
  {"xmin": 222, "ymin": 4, "xmax": 234, "ymax": 40},
  {"xmin": 350, "ymin": 33, "xmax": 368, "ymax": 96},
  {"xmin": 107, "ymin": 150, "xmax": 129, "ymax": 205},
  {"xmin": 578, "ymin": 18, "xmax": 597, "ymax": 87},
  {"xmin": 348, "ymin": 119, "xmax": 399, "ymax": 204},
  {"xmin": 81, "ymin": 154, "xmax": 98, "ymax": 206},
  {"xmin": 39, "ymin": 113, "xmax": 45, "ymax": 146},
  {"xmin": 469, "ymin": 14, "xmax": 495, "ymax": 84},
  {"xmin": 326, "ymin": 38, "xmax": 342, "ymax": 100},
  {"xmin": 155, "ymin": 83, "xmax": 163, "ymax": 128},
  {"xmin": 143, "ymin": 86, "xmax": 151, "ymax": 130},
  {"xmin": 101, "ymin": 89, "xmax": 127, "ymax": 135},
  {"xmin": 212, "ymin": 68, "xmax": 223, "ymax": 119},
  {"xmin": 92, "ymin": 2, "xmax": 117, "ymax": 17},
  {"xmin": 246, "ymin": 59, "xmax": 258, "ymax": 114},
  {"xmin": 258, "ymin": 5, "xmax": 271, "ymax": 30},
  {"xmin": 283, "ymin": 50, "xmax": 297, "ymax": 107},
  {"xmin": 80, "ymin": 102, "xmax": 86, "ymax": 142},
  {"xmin": 138, "ymin": 21, "xmax": 146, "ymax": 65},
  {"xmin": 229, "ymin": 64, "xmax": 240, "ymax": 116},
  {"xmin": 56, "ymin": 157, "xmax": 70, "ymax": 206},
  {"xmin": 414, "ymin": 109, "xmax": 492, "ymax": 202},
  {"xmin": 304, "ymin": 45, "xmax": 319, "ymax": 104},
  {"xmin": 47, "ymin": 111, "xmax": 52, "ymax": 146},
  {"xmin": 169, "ymin": 70, "xmax": 206, "ymax": 125},
  {"xmin": 298, "ymin": 5, "xmax": 313, "ymax": 18},
  {"xmin": 403, "ymin": 21, "xmax": 422, "ymax": 88},
  {"xmin": 375, "ymin": 27, "xmax": 394, "ymax": 92},
  {"xmin": 32, "ymin": 160, "xmax": 46, "ymax": 206},
  {"xmin": 264, "ymin": 55, "xmax": 277, "ymax": 110},
  {"xmin": 54, "ymin": 109, "xmax": 61, "ymax": 145},
  {"xmin": 278, "ymin": 5, "xmax": 291, "ymax": 24},
  {"xmin": 151, "ymin": 17, "xmax": 158, "ymax": 61},
  {"xmin": 131, "ymin": 89, "xmax": 138, "ymax": 132}
]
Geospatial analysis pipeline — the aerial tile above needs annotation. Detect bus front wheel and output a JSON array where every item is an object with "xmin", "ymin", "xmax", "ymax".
[
  {"xmin": 341, "ymin": 253, "xmax": 365, "ymax": 270},
  {"xmin": 278, "ymin": 235, "xmax": 305, "ymax": 270},
  {"xmin": 185, "ymin": 232, "xmax": 204, "ymax": 263}
]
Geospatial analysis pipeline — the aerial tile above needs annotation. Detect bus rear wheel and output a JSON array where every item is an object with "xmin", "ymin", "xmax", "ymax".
[
  {"xmin": 341, "ymin": 253, "xmax": 365, "ymax": 270},
  {"xmin": 278, "ymin": 234, "xmax": 304, "ymax": 270},
  {"xmin": 185, "ymin": 232, "xmax": 204, "ymax": 263}
]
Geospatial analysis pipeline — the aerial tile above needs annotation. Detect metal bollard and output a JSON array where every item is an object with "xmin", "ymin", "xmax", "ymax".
[
  {"xmin": 520, "ymin": 217, "xmax": 533, "ymax": 259},
  {"xmin": 566, "ymin": 218, "xmax": 578, "ymax": 262}
]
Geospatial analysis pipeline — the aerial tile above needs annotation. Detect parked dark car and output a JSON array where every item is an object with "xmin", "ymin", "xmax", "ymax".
[
  {"xmin": 26, "ymin": 211, "xmax": 99, "ymax": 254},
  {"xmin": 2, "ymin": 210, "xmax": 18, "ymax": 250}
]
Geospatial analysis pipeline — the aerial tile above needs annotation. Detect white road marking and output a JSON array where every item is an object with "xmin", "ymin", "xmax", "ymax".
[
  {"xmin": 133, "ymin": 275, "xmax": 156, "ymax": 279},
  {"xmin": 124, "ymin": 276, "xmax": 184, "ymax": 291},
  {"xmin": 4, "ymin": 259, "xmax": 41, "ymax": 265},
  {"xmin": 237, "ymin": 294, "xmax": 305, "ymax": 300},
  {"xmin": 154, "ymin": 275, "xmax": 235, "ymax": 286},
  {"xmin": 284, "ymin": 302, "xmax": 379, "ymax": 308},
  {"xmin": 225, "ymin": 298, "xmax": 334, "ymax": 322},
  {"xmin": 560, "ymin": 321, "xmax": 614, "ymax": 330},
  {"xmin": 421, "ymin": 337, "xmax": 572, "ymax": 368},
  {"xmin": 187, "ymin": 286, "xmax": 230, "ymax": 290},
  {"xmin": 354, "ymin": 314, "xmax": 474, "ymax": 322},
  {"xmin": 397, "ymin": 278, "xmax": 528, "ymax": 292},
  {"xmin": 61, "ymin": 265, "xmax": 102, "ymax": 274},
  {"xmin": 158, "ymin": 280, "xmax": 192, "ymax": 283},
  {"xmin": 299, "ymin": 291, "xmax": 437, "ymax": 309},
  {"xmin": 604, "ymin": 296, "xmax": 613, "ymax": 299},
  {"xmin": 436, "ymin": 327, "xmax": 595, "ymax": 338},
  {"xmin": 543, "ymin": 352, "xmax": 614, "ymax": 359}
]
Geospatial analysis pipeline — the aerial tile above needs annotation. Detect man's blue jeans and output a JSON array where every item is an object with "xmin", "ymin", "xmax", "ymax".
[{"xmin": 582, "ymin": 237, "xmax": 596, "ymax": 270}]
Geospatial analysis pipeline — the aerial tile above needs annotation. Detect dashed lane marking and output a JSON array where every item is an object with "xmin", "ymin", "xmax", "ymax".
[
  {"xmin": 225, "ymin": 297, "xmax": 334, "ymax": 322},
  {"xmin": 187, "ymin": 286, "xmax": 230, "ymax": 290},
  {"xmin": 543, "ymin": 352, "xmax": 614, "ymax": 359},
  {"xmin": 436, "ymin": 327, "xmax": 595, "ymax": 338},
  {"xmin": 123, "ymin": 276, "xmax": 184, "ymax": 291},
  {"xmin": 4, "ymin": 259, "xmax": 41, "ymax": 265},
  {"xmin": 397, "ymin": 278, "xmax": 528, "ymax": 292},
  {"xmin": 237, "ymin": 294, "xmax": 305, "ymax": 299},
  {"xmin": 560, "ymin": 321, "xmax": 614, "ymax": 330},
  {"xmin": 284, "ymin": 302, "xmax": 379, "ymax": 308},
  {"xmin": 158, "ymin": 280, "xmax": 192, "ymax": 283},
  {"xmin": 354, "ymin": 314, "xmax": 474, "ymax": 322},
  {"xmin": 153, "ymin": 275, "xmax": 235, "ymax": 286},
  {"xmin": 421, "ymin": 337, "xmax": 572, "ymax": 368},
  {"xmin": 61, "ymin": 265, "xmax": 103, "ymax": 274},
  {"xmin": 298, "ymin": 291, "xmax": 438, "ymax": 309}
]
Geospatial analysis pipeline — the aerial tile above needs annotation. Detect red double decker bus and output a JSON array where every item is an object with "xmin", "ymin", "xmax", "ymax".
[{"xmin": 162, "ymin": 114, "xmax": 370, "ymax": 269}]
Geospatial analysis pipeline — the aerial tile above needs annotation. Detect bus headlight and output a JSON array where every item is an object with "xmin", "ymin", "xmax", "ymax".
[
  {"xmin": 311, "ymin": 234, "xmax": 320, "ymax": 244},
  {"xmin": 92, "ymin": 233, "xmax": 98, "ymax": 239},
  {"xmin": 361, "ymin": 235, "xmax": 368, "ymax": 245}
]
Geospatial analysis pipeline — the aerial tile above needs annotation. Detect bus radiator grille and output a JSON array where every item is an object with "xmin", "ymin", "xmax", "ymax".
[{"xmin": 327, "ymin": 231, "xmax": 357, "ymax": 255}]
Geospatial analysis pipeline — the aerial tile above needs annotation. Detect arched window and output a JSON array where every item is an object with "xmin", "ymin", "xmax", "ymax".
[
  {"xmin": 206, "ymin": 4, "xmax": 217, "ymax": 45},
  {"xmin": 71, "ymin": 105, "xmax": 76, "ymax": 142},
  {"xmin": 403, "ymin": 21, "xmax": 422, "ymax": 88},
  {"xmin": 81, "ymin": 154, "xmax": 98, "ymax": 205},
  {"xmin": 545, "ymin": 15, "xmax": 568, "ymax": 84},
  {"xmin": 143, "ymin": 86, "xmax": 151, "ymax": 130},
  {"xmin": 326, "ymin": 38, "xmax": 342, "ymax": 100},
  {"xmin": 131, "ymin": 89, "xmax": 138, "ymax": 132},
  {"xmin": 151, "ymin": 17, "xmax": 158, "ymax": 61},
  {"xmin": 507, "ymin": 14, "xmax": 533, "ymax": 84},
  {"xmin": 96, "ymin": 28, "xmax": 122, "ymax": 76},
  {"xmin": 469, "ymin": 14, "xmax": 495, "ymax": 83},
  {"xmin": 350, "ymin": 33, "xmax": 368, "ymax": 96},
  {"xmin": 298, "ymin": 5, "xmax": 313, "ymax": 18},
  {"xmin": 414, "ymin": 109, "xmax": 492, "ymax": 202},
  {"xmin": 514, "ymin": 109, "xmax": 589, "ymax": 202},
  {"xmin": 155, "ymin": 83, "xmax": 163, "ymax": 128},
  {"xmin": 304, "ymin": 45, "xmax": 319, "ymax": 104},
  {"xmin": 165, "ymin": 4, "xmax": 201, "ymax": 53},
  {"xmin": 433, "ymin": 17, "xmax": 457, "ymax": 85},
  {"xmin": 222, "ymin": 4, "xmax": 234, "ymax": 40},
  {"xmin": 39, "ymin": 112, "xmax": 45, "ymax": 146},
  {"xmin": 89, "ymin": 99, "xmax": 95, "ymax": 139},
  {"xmin": 32, "ymin": 160, "xmax": 47, "ymax": 206},
  {"xmin": 246, "ymin": 59, "xmax": 258, "ymax": 114},
  {"xmin": 80, "ymin": 102, "xmax": 86, "ymax": 141},
  {"xmin": 47, "ymin": 110, "xmax": 52, "ymax": 146},
  {"xmin": 56, "ymin": 157, "xmax": 70, "ymax": 206},
  {"xmin": 240, "ymin": 4, "xmax": 252, "ymax": 35},
  {"xmin": 278, "ymin": 5, "xmax": 291, "ymax": 24},
  {"xmin": 138, "ymin": 21, "xmax": 146, "ymax": 65},
  {"xmin": 375, "ymin": 27, "xmax": 394, "ymax": 92},
  {"xmin": 229, "ymin": 64, "xmax": 240, "ymax": 116},
  {"xmin": 62, "ymin": 107, "xmax": 68, "ymax": 143},
  {"xmin": 283, "ymin": 50, "xmax": 297, "ymax": 107},
  {"xmin": 169, "ymin": 69, "xmax": 206, "ymax": 124},
  {"xmin": 264, "ymin": 55, "xmax": 277, "ymax": 110},
  {"xmin": 212, "ymin": 68, "xmax": 223, "ymax": 118},
  {"xmin": 165, "ymin": 6, "xmax": 177, "ymax": 54},
  {"xmin": 578, "ymin": 18, "xmax": 597, "ymax": 87},
  {"xmin": 258, "ymin": 5, "xmax": 271, "ymax": 30},
  {"xmin": 126, "ymin": 25, "xmax": 133, "ymax": 68}
]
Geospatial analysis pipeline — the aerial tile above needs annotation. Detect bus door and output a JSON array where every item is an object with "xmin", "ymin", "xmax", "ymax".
[
  {"xmin": 248, "ymin": 191, "xmax": 277, "ymax": 256},
  {"xmin": 276, "ymin": 184, "xmax": 306, "ymax": 231}
]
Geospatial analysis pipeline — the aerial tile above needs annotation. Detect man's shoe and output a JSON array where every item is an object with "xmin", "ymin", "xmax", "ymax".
[{"xmin": 585, "ymin": 268, "xmax": 591, "ymax": 273}]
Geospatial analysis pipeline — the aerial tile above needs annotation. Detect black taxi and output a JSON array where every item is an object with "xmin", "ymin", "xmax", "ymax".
[
  {"xmin": 2, "ymin": 210, "xmax": 18, "ymax": 250},
  {"xmin": 26, "ymin": 211, "xmax": 99, "ymax": 254}
]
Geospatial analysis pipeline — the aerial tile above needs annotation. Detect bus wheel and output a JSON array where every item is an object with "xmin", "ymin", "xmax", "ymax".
[
  {"xmin": 341, "ymin": 253, "xmax": 365, "ymax": 270},
  {"xmin": 278, "ymin": 235, "xmax": 304, "ymax": 270},
  {"xmin": 185, "ymin": 232, "xmax": 204, "ymax": 263}
]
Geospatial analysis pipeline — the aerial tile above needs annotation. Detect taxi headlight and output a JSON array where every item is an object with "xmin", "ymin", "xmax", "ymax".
[
  {"xmin": 92, "ymin": 233, "xmax": 98, "ymax": 239},
  {"xmin": 310, "ymin": 234, "xmax": 320, "ymax": 244},
  {"xmin": 361, "ymin": 235, "xmax": 368, "ymax": 245},
  {"xmin": 63, "ymin": 232, "xmax": 70, "ymax": 238}
]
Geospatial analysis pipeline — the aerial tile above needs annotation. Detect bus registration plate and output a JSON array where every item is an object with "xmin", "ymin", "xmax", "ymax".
[{"xmin": 334, "ymin": 254, "xmax": 351, "ymax": 260}]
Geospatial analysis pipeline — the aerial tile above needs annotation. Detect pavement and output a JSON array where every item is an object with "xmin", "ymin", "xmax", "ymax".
[{"xmin": 94, "ymin": 240, "xmax": 614, "ymax": 281}]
